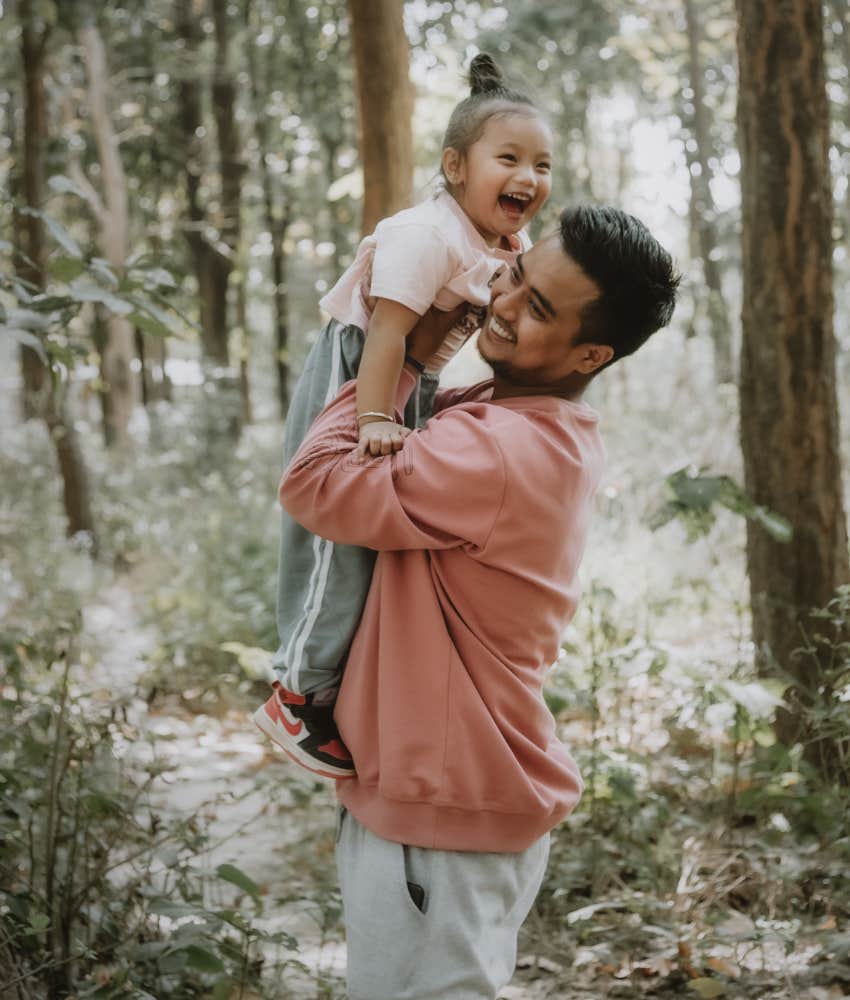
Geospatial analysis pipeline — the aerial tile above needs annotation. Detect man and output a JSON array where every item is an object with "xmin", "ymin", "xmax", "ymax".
[{"xmin": 277, "ymin": 206, "xmax": 679, "ymax": 999}]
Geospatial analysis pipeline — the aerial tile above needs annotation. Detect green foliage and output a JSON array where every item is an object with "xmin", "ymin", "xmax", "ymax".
[
  {"xmin": 0, "ymin": 625, "xmax": 298, "ymax": 999},
  {"xmin": 651, "ymin": 466, "xmax": 793, "ymax": 543},
  {"xmin": 0, "ymin": 202, "xmax": 189, "ymax": 377}
]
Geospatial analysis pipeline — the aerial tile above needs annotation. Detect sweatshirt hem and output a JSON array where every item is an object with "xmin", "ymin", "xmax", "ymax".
[{"xmin": 336, "ymin": 780, "xmax": 579, "ymax": 853}]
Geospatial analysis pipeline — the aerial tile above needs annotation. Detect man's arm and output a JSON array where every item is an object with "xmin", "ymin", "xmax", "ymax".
[{"xmin": 280, "ymin": 370, "xmax": 506, "ymax": 552}]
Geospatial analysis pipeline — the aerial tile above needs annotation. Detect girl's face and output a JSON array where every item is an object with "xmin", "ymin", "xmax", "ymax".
[{"xmin": 443, "ymin": 112, "xmax": 553, "ymax": 248}]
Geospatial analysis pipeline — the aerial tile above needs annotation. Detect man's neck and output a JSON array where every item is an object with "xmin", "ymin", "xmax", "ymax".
[{"xmin": 490, "ymin": 372, "xmax": 590, "ymax": 402}]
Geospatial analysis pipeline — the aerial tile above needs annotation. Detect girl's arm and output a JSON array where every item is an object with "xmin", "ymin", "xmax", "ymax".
[{"xmin": 357, "ymin": 297, "xmax": 420, "ymax": 457}]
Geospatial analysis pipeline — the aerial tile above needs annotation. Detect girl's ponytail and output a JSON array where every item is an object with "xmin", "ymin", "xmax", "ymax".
[{"xmin": 468, "ymin": 53, "xmax": 505, "ymax": 97}]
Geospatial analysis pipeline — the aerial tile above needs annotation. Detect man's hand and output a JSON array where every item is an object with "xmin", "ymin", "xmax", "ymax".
[
  {"xmin": 358, "ymin": 419, "xmax": 412, "ymax": 458},
  {"xmin": 405, "ymin": 302, "xmax": 470, "ymax": 367}
]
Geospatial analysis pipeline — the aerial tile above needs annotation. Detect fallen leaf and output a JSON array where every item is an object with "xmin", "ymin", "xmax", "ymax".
[
  {"xmin": 707, "ymin": 957, "xmax": 741, "ymax": 978},
  {"xmin": 689, "ymin": 977, "xmax": 726, "ymax": 997}
]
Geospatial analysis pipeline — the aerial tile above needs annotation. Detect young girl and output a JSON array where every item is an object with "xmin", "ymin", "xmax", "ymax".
[{"xmin": 254, "ymin": 54, "xmax": 554, "ymax": 778}]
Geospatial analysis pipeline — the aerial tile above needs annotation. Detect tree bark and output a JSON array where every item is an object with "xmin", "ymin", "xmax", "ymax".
[
  {"xmin": 245, "ymin": 0, "xmax": 292, "ymax": 417},
  {"xmin": 78, "ymin": 21, "xmax": 139, "ymax": 446},
  {"xmin": 347, "ymin": 0, "xmax": 413, "ymax": 235},
  {"xmin": 17, "ymin": 0, "xmax": 97, "ymax": 551},
  {"xmin": 175, "ymin": 0, "xmax": 232, "ymax": 367},
  {"xmin": 684, "ymin": 0, "xmax": 735, "ymax": 384},
  {"xmin": 16, "ymin": 2, "xmax": 49, "ymax": 419},
  {"xmin": 736, "ymin": 0, "xmax": 850, "ymax": 760}
]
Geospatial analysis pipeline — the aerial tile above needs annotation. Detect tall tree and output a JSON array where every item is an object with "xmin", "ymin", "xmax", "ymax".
[
  {"xmin": 175, "ymin": 0, "xmax": 243, "ymax": 372},
  {"xmin": 15, "ymin": 0, "xmax": 97, "ymax": 551},
  {"xmin": 76, "ymin": 13, "xmax": 140, "ymax": 445},
  {"xmin": 245, "ymin": 0, "xmax": 293, "ymax": 417},
  {"xmin": 347, "ymin": 0, "xmax": 413, "ymax": 235},
  {"xmin": 736, "ymin": 0, "xmax": 849, "ymax": 763},
  {"xmin": 16, "ymin": 0, "xmax": 50, "ymax": 420},
  {"xmin": 683, "ymin": 0, "xmax": 734, "ymax": 384}
]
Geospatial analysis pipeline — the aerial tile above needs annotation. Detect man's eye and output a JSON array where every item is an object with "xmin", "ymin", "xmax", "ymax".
[
  {"xmin": 529, "ymin": 301, "xmax": 544, "ymax": 319},
  {"xmin": 510, "ymin": 267, "xmax": 521, "ymax": 284}
]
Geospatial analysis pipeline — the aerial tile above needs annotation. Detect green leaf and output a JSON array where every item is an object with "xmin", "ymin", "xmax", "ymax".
[
  {"xmin": 128, "ymin": 265, "xmax": 178, "ymax": 290},
  {"xmin": 220, "ymin": 642, "xmax": 273, "ymax": 678},
  {"xmin": 212, "ymin": 976, "xmax": 233, "ymax": 1000},
  {"xmin": 48, "ymin": 173, "xmax": 98, "ymax": 206},
  {"xmin": 183, "ymin": 944, "xmax": 225, "ymax": 973},
  {"xmin": 26, "ymin": 912, "xmax": 51, "ymax": 934},
  {"xmin": 689, "ymin": 977, "xmax": 726, "ymax": 997},
  {"xmin": 129, "ymin": 296, "xmax": 186, "ymax": 337},
  {"xmin": 67, "ymin": 279, "xmax": 134, "ymax": 315},
  {"xmin": 19, "ymin": 207, "xmax": 83, "ymax": 258},
  {"xmin": 216, "ymin": 864, "xmax": 262, "ymax": 909},
  {"xmin": 89, "ymin": 258, "xmax": 119, "ymax": 289},
  {"xmin": 48, "ymin": 256, "xmax": 88, "ymax": 282},
  {"xmin": 1, "ymin": 326, "xmax": 49, "ymax": 363},
  {"xmin": 751, "ymin": 505, "xmax": 793, "ymax": 544}
]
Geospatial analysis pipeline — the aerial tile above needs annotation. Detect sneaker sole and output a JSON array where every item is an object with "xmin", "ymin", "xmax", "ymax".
[{"xmin": 252, "ymin": 706, "xmax": 356, "ymax": 780}]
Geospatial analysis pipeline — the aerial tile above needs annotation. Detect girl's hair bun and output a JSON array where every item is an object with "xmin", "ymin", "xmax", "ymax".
[{"xmin": 469, "ymin": 53, "xmax": 504, "ymax": 96}]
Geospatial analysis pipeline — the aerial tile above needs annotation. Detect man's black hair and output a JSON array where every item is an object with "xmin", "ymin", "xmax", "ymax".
[{"xmin": 559, "ymin": 205, "xmax": 680, "ymax": 365}]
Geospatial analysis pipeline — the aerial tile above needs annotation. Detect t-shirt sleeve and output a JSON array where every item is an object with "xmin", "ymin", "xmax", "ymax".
[{"xmin": 370, "ymin": 223, "xmax": 458, "ymax": 316}]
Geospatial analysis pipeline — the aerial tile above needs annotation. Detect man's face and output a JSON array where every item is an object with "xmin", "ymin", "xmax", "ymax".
[{"xmin": 477, "ymin": 236, "xmax": 610, "ymax": 387}]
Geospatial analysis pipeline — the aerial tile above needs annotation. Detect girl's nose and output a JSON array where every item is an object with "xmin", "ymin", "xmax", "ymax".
[{"xmin": 513, "ymin": 163, "xmax": 536, "ymax": 188}]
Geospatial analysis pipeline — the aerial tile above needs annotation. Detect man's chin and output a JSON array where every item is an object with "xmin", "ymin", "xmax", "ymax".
[{"xmin": 477, "ymin": 340, "xmax": 512, "ymax": 380}]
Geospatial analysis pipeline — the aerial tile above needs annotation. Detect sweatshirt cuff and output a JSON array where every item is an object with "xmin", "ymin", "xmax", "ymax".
[{"xmin": 393, "ymin": 367, "xmax": 418, "ymax": 420}]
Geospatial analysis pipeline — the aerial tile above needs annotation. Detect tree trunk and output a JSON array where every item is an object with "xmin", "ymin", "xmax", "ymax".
[
  {"xmin": 16, "ymin": 3, "xmax": 49, "ymax": 420},
  {"xmin": 78, "ymin": 21, "xmax": 139, "ymax": 446},
  {"xmin": 347, "ymin": 0, "xmax": 413, "ymax": 235},
  {"xmin": 17, "ymin": 0, "xmax": 97, "ymax": 549},
  {"xmin": 175, "ymin": 0, "xmax": 231, "ymax": 367},
  {"xmin": 245, "ymin": 0, "xmax": 292, "ymax": 417},
  {"xmin": 211, "ymin": 0, "xmax": 243, "ymax": 303},
  {"xmin": 736, "ymin": 0, "xmax": 850, "ymax": 764},
  {"xmin": 684, "ymin": 0, "xmax": 734, "ymax": 385}
]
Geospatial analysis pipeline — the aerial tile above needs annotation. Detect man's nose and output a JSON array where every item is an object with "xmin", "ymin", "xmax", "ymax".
[{"xmin": 492, "ymin": 285, "xmax": 519, "ymax": 323}]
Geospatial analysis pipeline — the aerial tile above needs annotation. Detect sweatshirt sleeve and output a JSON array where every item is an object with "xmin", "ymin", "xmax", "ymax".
[{"xmin": 279, "ymin": 371, "xmax": 506, "ymax": 552}]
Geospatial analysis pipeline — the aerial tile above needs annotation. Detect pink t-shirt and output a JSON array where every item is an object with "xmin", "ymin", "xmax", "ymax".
[{"xmin": 319, "ymin": 190, "xmax": 531, "ymax": 372}]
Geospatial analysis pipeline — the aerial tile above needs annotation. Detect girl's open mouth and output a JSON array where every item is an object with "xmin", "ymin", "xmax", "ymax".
[{"xmin": 498, "ymin": 194, "xmax": 528, "ymax": 217}]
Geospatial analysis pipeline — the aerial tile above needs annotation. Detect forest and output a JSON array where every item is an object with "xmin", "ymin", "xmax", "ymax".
[{"xmin": 1, "ymin": 0, "xmax": 849, "ymax": 998}]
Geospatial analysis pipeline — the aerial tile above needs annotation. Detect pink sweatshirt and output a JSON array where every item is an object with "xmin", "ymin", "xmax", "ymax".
[{"xmin": 279, "ymin": 369, "xmax": 606, "ymax": 852}]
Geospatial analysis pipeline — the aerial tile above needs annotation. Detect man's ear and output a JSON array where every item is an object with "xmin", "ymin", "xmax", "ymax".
[
  {"xmin": 441, "ymin": 147, "xmax": 465, "ymax": 187},
  {"xmin": 575, "ymin": 343, "xmax": 614, "ymax": 375}
]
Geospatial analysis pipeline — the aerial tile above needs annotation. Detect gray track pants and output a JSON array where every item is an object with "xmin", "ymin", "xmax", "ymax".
[
  {"xmin": 272, "ymin": 320, "xmax": 438, "ymax": 694},
  {"xmin": 336, "ymin": 808, "xmax": 550, "ymax": 1000}
]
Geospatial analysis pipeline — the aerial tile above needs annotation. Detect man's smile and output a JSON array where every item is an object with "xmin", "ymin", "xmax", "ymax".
[{"xmin": 486, "ymin": 314, "xmax": 516, "ymax": 344}]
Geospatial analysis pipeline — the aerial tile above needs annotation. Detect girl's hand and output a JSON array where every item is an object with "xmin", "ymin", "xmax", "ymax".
[{"xmin": 358, "ymin": 419, "xmax": 412, "ymax": 458}]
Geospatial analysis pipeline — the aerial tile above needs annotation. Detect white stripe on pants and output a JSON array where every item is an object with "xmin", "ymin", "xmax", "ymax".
[{"xmin": 335, "ymin": 807, "xmax": 550, "ymax": 1000}]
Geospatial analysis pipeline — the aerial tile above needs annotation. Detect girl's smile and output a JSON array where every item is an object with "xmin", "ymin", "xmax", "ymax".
[{"xmin": 443, "ymin": 112, "xmax": 554, "ymax": 248}]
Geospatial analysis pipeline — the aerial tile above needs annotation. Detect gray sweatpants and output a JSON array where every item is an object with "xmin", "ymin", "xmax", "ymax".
[
  {"xmin": 335, "ymin": 808, "xmax": 550, "ymax": 1000},
  {"xmin": 272, "ymin": 319, "xmax": 439, "ymax": 694}
]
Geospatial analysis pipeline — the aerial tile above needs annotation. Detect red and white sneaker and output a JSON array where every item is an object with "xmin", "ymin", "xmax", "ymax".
[{"xmin": 253, "ymin": 682, "xmax": 355, "ymax": 780}]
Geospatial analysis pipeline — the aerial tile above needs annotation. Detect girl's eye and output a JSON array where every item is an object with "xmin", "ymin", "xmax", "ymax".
[
  {"xmin": 537, "ymin": 162, "xmax": 552, "ymax": 172},
  {"xmin": 500, "ymin": 154, "xmax": 517, "ymax": 163},
  {"xmin": 510, "ymin": 266, "xmax": 521, "ymax": 284}
]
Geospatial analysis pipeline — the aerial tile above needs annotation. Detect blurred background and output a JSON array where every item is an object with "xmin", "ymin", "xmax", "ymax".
[{"xmin": 1, "ymin": 1, "xmax": 849, "ymax": 998}]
